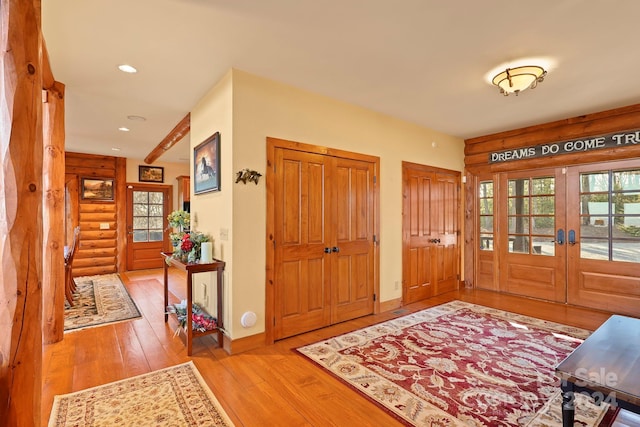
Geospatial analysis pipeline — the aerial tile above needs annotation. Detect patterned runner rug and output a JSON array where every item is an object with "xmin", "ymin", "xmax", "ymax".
[
  {"xmin": 48, "ymin": 361, "xmax": 234, "ymax": 427},
  {"xmin": 64, "ymin": 274, "xmax": 141, "ymax": 331},
  {"xmin": 297, "ymin": 301, "xmax": 616, "ymax": 426}
]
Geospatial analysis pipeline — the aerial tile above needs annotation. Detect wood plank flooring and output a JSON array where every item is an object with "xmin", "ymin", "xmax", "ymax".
[{"xmin": 42, "ymin": 270, "xmax": 638, "ymax": 426}]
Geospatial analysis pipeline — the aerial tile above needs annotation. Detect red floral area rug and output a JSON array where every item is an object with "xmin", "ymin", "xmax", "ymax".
[{"xmin": 297, "ymin": 301, "xmax": 616, "ymax": 426}]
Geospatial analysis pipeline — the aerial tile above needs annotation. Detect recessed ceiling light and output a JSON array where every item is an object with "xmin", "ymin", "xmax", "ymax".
[
  {"xmin": 118, "ymin": 127, "xmax": 130, "ymax": 132},
  {"xmin": 127, "ymin": 115, "xmax": 146, "ymax": 121},
  {"xmin": 118, "ymin": 64, "xmax": 138, "ymax": 73}
]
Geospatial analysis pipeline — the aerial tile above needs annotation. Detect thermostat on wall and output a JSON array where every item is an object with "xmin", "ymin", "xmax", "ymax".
[{"xmin": 240, "ymin": 311, "xmax": 257, "ymax": 328}]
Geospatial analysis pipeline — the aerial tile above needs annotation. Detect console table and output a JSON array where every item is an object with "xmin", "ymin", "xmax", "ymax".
[
  {"xmin": 162, "ymin": 252, "xmax": 225, "ymax": 356},
  {"xmin": 555, "ymin": 315, "xmax": 640, "ymax": 426}
]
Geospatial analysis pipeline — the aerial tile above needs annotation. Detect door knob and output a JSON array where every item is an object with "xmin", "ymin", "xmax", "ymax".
[
  {"xmin": 323, "ymin": 247, "xmax": 331, "ymax": 254},
  {"xmin": 332, "ymin": 247, "xmax": 340, "ymax": 253}
]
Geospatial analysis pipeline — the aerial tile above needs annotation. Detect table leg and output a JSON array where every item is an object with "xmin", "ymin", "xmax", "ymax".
[
  {"xmin": 163, "ymin": 261, "xmax": 169, "ymax": 322},
  {"xmin": 561, "ymin": 386, "xmax": 575, "ymax": 427},
  {"xmin": 186, "ymin": 271, "xmax": 193, "ymax": 356}
]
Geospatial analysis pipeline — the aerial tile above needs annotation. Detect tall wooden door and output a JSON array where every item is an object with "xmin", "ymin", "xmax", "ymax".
[
  {"xmin": 497, "ymin": 168, "xmax": 567, "ymax": 302},
  {"xmin": 126, "ymin": 184, "xmax": 171, "ymax": 270},
  {"xmin": 273, "ymin": 148, "xmax": 376, "ymax": 340},
  {"xmin": 402, "ymin": 162, "xmax": 460, "ymax": 304}
]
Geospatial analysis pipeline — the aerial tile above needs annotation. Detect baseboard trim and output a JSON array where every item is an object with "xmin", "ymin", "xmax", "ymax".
[
  {"xmin": 379, "ymin": 297, "xmax": 402, "ymax": 313},
  {"xmin": 223, "ymin": 331, "xmax": 267, "ymax": 355}
]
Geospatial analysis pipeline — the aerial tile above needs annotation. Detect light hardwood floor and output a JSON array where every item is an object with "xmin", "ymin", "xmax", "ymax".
[{"xmin": 42, "ymin": 270, "xmax": 639, "ymax": 426}]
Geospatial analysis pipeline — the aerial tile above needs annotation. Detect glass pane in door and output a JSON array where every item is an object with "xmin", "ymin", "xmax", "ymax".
[
  {"xmin": 132, "ymin": 190, "xmax": 165, "ymax": 242},
  {"xmin": 579, "ymin": 169, "xmax": 640, "ymax": 262},
  {"xmin": 507, "ymin": 177, "xmax": 555, "ymax": 255}
]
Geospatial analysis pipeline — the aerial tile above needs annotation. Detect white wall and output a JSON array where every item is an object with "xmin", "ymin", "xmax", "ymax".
[{"xmin": 190, "ymin": 69, "xmax": 464, "ymax": 340}]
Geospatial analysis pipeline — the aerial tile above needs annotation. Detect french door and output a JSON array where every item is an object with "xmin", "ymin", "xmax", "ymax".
[
  {"xmin": 490, "ymin": 160, "xmax": 640, "ymax": 315},
  {"xmin": 566, "ymin": 160, "xmax": 640, "ymax": 314},
  {"xmin": 497, "ymin": 167, "xmax": 567, "ymax": 302},
  {"xmin": 273, "ymin": 147, "xmax": 376, "ymax": 340}
]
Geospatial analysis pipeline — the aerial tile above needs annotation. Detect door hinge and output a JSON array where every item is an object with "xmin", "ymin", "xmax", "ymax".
[
  {"xmin": 373, "ymin": 175, "xmax": 377, "ymax": 184},
  {"xmin": 373, "ymin": 234, "xmax": 377, "ymax": 244},
  {"xmin": 373, "ymin": 293, "xmax": 376, "ymax": 301}
]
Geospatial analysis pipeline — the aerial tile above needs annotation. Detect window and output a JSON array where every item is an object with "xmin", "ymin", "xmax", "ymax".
[
  {"xmin": 580, "ymin": 168, "xmax": 640, "ymax": 262},
  {"xmin": 132, "ymin": 191, "xmax": 164, "ymax": 242},
  {"xmin": 479, "ymin": 181, "xmax": 494, "ymax": 250}
]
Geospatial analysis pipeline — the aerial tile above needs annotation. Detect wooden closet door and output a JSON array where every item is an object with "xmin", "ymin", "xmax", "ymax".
[
  {"xmin": 273, "ymin": 148, "xmax": 332, "ymax": 340},
  {"xmin": 331, "ymin": 157, "xmax": 375, "ymax": 323},
  {"xmin": 402, "ymin": 162, "xmax": 460, "ymax": 304},
  {"xmin": 434, "ymin": 172, "xmax": 459, "ymax": 295},
  {"xmin": 402, "ymin": 166, "xmax": 436, "ymax": 303}
]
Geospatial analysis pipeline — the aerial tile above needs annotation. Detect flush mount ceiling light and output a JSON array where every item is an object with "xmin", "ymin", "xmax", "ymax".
[
  {"xmin": 492, "ymin": 65, "xmax": 547, "ymax": 96},
  {"xmin": 117, "ymin": 64, "xmax": 138, "ymax": 73},
  {"xmin": 118, "ymin": 127, "xmax": 130, "ymax": 132}
]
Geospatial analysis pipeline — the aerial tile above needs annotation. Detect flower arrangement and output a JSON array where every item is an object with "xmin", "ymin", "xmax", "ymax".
[
  {"xmin": 167, "ymin": 301, "xmax": 217, "ymax": 335},
  {"xmin": 167, "ymin": 209, "xmax": 190, "ymax": 229},
  {"xmin": 170, "ymin": 230, "xmax": 211, "ymax": 264},
  {"xmin": 167, "ymin": 209, "xmax": 191, "ymax": 247}
]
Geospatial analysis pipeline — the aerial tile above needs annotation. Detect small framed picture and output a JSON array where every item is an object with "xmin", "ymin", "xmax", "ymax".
[
  {"xmin": 81, "ymin": 177, "xmax": 114, "ymax": 200},
  {"xmin": 139, "ymin": 165, "xmax": 164, "ymax": 183},
  {"xmin": 194, "ymin": 132, "xmax": 221, "ymax": 194}
]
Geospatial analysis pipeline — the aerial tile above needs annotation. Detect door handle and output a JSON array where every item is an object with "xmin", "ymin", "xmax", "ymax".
[
  {"xmin": 429, "ymin": 238, "xmax": 441, "ymax": 244},
  {"xmin": 323, "ymin": 247, "xmax": 331, "ymax": 254},
  {"xmin": 553, "ymin": 229, "xmax": 565, "ymax": 245},
  {"xmin": 332, "ymin": 247, "xmax": 340, "ymax": 253},
  {"xmin": 568, "ymin": 229, "xmax": 578, "ymax": 246}
]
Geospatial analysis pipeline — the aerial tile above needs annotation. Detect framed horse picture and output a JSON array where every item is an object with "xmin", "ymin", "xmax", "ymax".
[{"xmin": 193, "ymin": 132, "xmax": 221, "ymax": 194}]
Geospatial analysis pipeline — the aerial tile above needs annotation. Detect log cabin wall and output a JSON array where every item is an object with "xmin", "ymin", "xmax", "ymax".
[
  {"xmin": 65, "ymin": 152, "xmax": 126, "ymax": 276},
  {"xmin": 463, "ymin": 103, "xmax": 640, "ymax": 289}
]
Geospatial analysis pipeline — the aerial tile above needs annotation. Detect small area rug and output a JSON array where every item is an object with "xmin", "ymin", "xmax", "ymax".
[
  {"xmin": 297, "ymin": 301, "xmax": 615, "ymax": 426},
  {"xmin": 64, "ymin": 273, "xmax": 141, "ymax": 331},
  {"xmin": 48, "ymin": 361, "xmax": 234, "ymax": 427}
]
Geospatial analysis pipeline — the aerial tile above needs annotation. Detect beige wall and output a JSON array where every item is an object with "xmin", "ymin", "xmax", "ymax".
[
  {"xmin": 190, "ymin": 69, "xmax": 464, "ymax": 340},
  {"xmin": 125, "ymin": 159, "xmax": 190, "ymax": 211}
]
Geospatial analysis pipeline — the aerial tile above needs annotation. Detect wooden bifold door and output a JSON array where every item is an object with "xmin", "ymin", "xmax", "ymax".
[{"xmin": 271, "ymin": 143, "xmax": 378, "ymax": 340}]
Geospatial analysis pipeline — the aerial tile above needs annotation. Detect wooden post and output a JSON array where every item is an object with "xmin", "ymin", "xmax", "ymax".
[
  {"xmin": 43, "ymin": 81, "xmax": 66, "ymax": 344},
  {"xmin": 0, "ymin": 0, "xmax": 44, "ymax": 425},
  {"xmin": 116, "ymin": 157, "xmax": 127, "ymax": 272}
]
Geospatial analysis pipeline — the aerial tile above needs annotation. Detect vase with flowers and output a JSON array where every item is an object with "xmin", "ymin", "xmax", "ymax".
[
  {"xmin": 167, "ymin": 209, "xmax": 190, "ymax": 247},
  {"xmin": 171, "ymin": 231, "xmax": 211, "ymax": 263}
]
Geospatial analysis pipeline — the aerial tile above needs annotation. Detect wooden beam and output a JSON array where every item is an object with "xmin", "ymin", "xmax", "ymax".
[
  {"xmin": 42, "ymin": 81, "xmax": 66, "ymax": 344},
  {"xmin": 144, "ymin": 113, "xmax": 190, "ymax": 164},
  {"xmin": 0, "ymin": 0, "xmax": 44, "ymax": 425}
]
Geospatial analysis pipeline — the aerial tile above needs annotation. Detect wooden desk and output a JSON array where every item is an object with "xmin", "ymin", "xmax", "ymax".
[
  {"xmin": 555, "ymin": 315, "xmax": 640, "ymax": 426},
  {"xmin": 162, "ymin": 252, "xmax": 225, "ymax": 356}
]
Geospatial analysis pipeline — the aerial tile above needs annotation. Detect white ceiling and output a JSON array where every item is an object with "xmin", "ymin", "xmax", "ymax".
[{"xmin": 42, "ymin": 0, "xmax": 640, "ymax": 164}]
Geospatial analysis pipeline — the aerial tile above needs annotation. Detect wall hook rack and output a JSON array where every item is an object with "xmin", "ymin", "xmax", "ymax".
[{"xmin": 235, "ymin": 168, "xmax": 262, "ymax": 185}]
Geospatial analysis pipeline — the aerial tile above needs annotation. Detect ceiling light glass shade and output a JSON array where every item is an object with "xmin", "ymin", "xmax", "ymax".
[
  {"xmin": 492, "ymin": 65, "xmax": 547, "ymax": 96},
  {"xmin": 118, "ymin": 64, "xmax": 138, "ymax": 73}
]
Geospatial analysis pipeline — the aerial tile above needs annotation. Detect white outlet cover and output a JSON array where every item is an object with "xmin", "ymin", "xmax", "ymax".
[{"xmin": 240, "ymin": 311, "xmax": 257, "ymax": 328}]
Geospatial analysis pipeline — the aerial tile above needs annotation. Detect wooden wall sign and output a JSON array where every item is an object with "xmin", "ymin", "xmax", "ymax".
[{"xmin": 489, "ymin": 128, "xmax": 640, "ymax": 163}]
